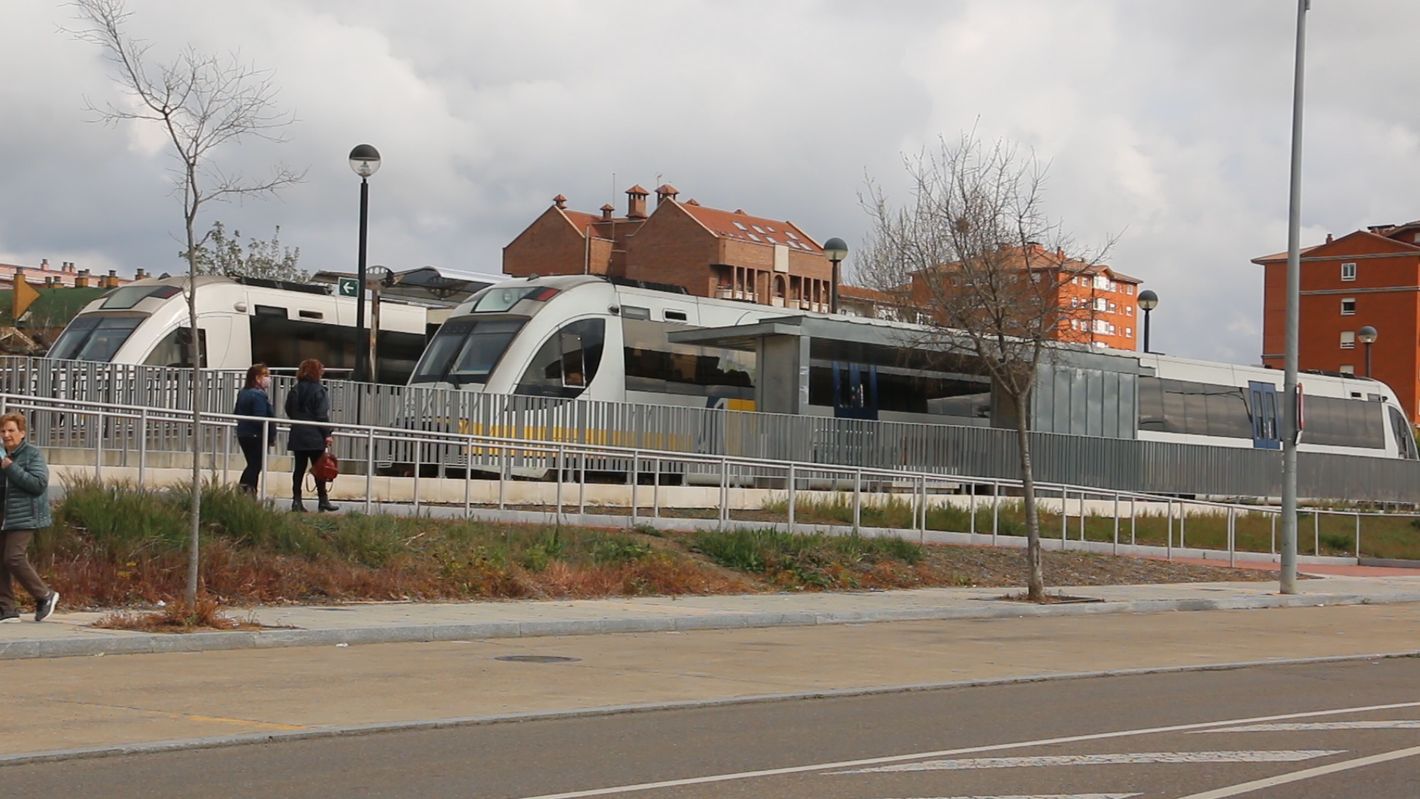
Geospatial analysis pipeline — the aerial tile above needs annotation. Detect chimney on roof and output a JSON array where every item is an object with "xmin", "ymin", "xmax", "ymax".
[
  {"xmin": 1326, "ymin": 233, "xmax": 1333, "ymax": 243},
  {"xmin": 553, "ymin": 193, "xmax": 567, "ymax": 209},
  {"xmin": 39, "ymin": 258, "xmax": 48, "ymax": 270},
  {"xmin": 685, "ymin": 198, "xmax": 700, "ymax": 206},
  {"xmin": 135, "ymin": 268, "xmax": 148, "ymax": 280},
  {"xmin": 626, "ymin": 184, "xmax": 649, "ymax": 219},
  {"xmin": 75, "ymin": 269, "xmax": 90, "ymax": 288},
  {"xmin": 655, "ymin": 183, "xmax": 679, "ymax": 208},
  {"xmin": 600, "ymin": 203, "xmax": 614, "ymax": 222}
]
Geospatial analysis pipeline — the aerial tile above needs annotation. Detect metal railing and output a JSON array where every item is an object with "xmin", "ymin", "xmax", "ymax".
[
  {"xmin": 4, "ymin": 390, "xmax": 1417, "ymax": 566},
  {"xmin": 3, "ymin": 356, "xmax": 1419, "ymax": 502}
]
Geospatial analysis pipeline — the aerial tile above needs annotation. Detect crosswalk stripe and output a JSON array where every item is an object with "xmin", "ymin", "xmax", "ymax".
[{"xmin": 837, "ymin": 750, "xmax": 1342, "ymax": 773}]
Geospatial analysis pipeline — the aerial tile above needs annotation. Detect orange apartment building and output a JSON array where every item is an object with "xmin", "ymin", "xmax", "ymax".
[
  {"xmin": 504, "ymin": 184, "xmax": 842, "ymax": 313},
  {"xmin": 1253, "ymin": 220, "xmax": 1420, "ymax": 422},
  {"xmin": 906, "ymin": 243, "xmax": 1144, "ymax": 351}
]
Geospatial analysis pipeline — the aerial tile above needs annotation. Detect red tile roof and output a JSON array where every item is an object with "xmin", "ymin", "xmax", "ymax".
[{"xmin": 677, "ymin": 203, "xmax": 822, "ymax": 253}]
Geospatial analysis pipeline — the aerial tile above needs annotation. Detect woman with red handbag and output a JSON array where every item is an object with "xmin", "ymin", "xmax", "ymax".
[{"xmin": 284, "ymin": 358, "xmax": 338, "ymax": 513}]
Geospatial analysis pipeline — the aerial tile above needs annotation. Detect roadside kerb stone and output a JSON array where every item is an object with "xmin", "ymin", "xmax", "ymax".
[{"xmin": 5, "ymin": 584, "xmax": 1420, "ymax": 661}]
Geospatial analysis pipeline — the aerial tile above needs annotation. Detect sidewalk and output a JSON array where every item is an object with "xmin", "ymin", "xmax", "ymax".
[{"xmin": 4, "ymin": 569, "xmax": 1420, "ymax": 661}]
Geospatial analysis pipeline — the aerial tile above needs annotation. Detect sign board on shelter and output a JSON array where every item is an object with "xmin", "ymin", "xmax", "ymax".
[{"xmin": 337, "ymin": 277, "xmax": 359, "ymax": 297}]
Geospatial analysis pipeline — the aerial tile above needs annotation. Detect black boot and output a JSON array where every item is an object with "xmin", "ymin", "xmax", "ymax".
[
  {"xmin": 291, "ymin": 486, "xmax": 306, "ymax": 513},
  {"xmin": 317, "ymin": 483, "xmax": 339, "ymax": 513}
]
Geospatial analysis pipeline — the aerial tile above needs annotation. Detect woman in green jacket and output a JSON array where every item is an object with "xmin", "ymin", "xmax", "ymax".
[{"xmin": 0, "ymin": 412, "xmax": 57, "ymax": 623}]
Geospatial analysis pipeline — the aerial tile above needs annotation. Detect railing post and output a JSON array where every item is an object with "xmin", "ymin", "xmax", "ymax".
[
  {"xmin": 1271, "ymin": 511, "xmax": 1277, "ymax": 555},
  {"xmin": 1166, "ymin": 497, "xmax": 1174, "ymax": 560},
  {"xmin": 1130, "ymin": 495, "xmax": 1136, "ymax": 547},
  {"xmin": 1314, "ymin": 510, "xmax": 1320, "ymax": 557},
  {"xmin": 1113, "ymin": 492, "xmax": 1120, "ymax": 555},
  {"xmin": 719, "ymin": 457, "xmax": 728, "ymax": 530},
  {"xmin": 258, "ymin": 418, "xmax": 269, "ymax": 500},
  {"xmin": 1079, "ymin": 490, "xmax": 1086, "ymax": 543},
  {"xmin": 1228, "ymin": 506, "xmax": 1236, "ymax": 567},
  {"xmin": 1179, "ymin": 503, "xmax": 1187, "ymax": 550},
  {"xmin": 498, "ymin": 442, "xmax": 507, "ymax": 511},
  {"xmin": 1354, "ymin": 512, "xmax": 1361, "ymax": 561},
  {"xmin": 138, "ymin": 408, "xmax": 148, "ymax": 486},
  {"xmin": 223, "ymin": 423, "xmax": 232, "ymax": 486},
  {"xmin": 463, "ymin": 434, "xmax": 472, "ymax": 520},
  {"xmin": 1061, "ymin": 488, "xmax": 1068, "ymax": 546},
  {"xmin": 787, "ymin": 462, "xmax": 796, "ymax": 534},
  {"xmin": 853, "ymin": 469, "xmax": 862, "ymax": 533},
  {"xmin": 631, "ymin": 451, "xmax": 640, "ymax": 526},
  {"xmin": 917, "ymin": 476, "xmax": 925, "ymax": 544},
  {"xmin": 652, "ymin": 456, "xmax": 661, "ymax": 519},
  {"xmin": 556, "ymin": 444, "xmax": 565, "ymax": 518},
  {"xmin": 94, "ymin": 409, "xmax": 104, "ymax": 481},
  {"xmin": 579, "ymin": 449, "xmax": 587, "ymax": 516},
  {"xmin": 992, "ymin": 479, "xmax": 1000, "ymax": 544},
  {"xmin": 365, "ymin": 427, "xmax": 375, "ymax": 515},
  {"xmin": 413, "ymin": 440, "xmax": 422, "ymax": 514},
  {"xmin": 968, "ymin": 482, "xmax": 976, "ymax": 540}
]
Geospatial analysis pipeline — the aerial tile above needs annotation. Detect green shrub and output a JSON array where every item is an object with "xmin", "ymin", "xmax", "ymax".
[
  {"xmin": 57, "ymin": 476, "xmax": 187, "ymax": 559},
  {"xmin": 590, "ymin": 535, "xmax": 653, "ymax": 565},
  {"xmin": 324, "ymin": 514, "xmax": 404, "ymax": 568}
]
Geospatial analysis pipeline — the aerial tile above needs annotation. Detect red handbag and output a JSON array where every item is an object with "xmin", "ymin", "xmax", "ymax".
[{"xmin": 311, "ymin": 450, "xmax": 340, "ymax": 482}]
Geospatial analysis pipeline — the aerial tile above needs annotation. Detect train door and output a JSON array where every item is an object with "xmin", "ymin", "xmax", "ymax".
[
  {"xmin": 831, "ymin": 362, "xmax": 879, "ymax": 420},
  {"xmin": 1247, "ymin": 380, "xmax": 1281, "ymax": 450}
]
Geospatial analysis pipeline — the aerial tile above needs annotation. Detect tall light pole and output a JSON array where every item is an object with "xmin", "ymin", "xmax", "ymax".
[
  {"xmin": 349, "ymin": 144, "xmax": 381, "ymax": 382},
  {"xmin": 824, "ymin": 237, "xmax": 848, "ymax": 314},
  {"xmin": 1357, "ymin": 325, "xmax": 1377, "ymax": 378},
  {"xmin": 1137, "ymin": 289, "xmax": 1159, "ymax": 354},
  {"xmin": 1281, "ymin": 0, "xmax": 1310, "ymax": 595}
]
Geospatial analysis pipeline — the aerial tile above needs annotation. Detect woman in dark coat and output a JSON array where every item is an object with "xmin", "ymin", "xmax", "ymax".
[
  {"xmin": 284, "ymin": 358, "xmax": 337, "ymax": 512},
  {"xmin": 233, "ymin": 363, "xmax": 277, "ymax": 495}
]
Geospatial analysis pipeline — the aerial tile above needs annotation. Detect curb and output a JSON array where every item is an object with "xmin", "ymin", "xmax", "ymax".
[{"xmin": 5, "ymin": 590, "xmax": 1420, "ymax": 661}]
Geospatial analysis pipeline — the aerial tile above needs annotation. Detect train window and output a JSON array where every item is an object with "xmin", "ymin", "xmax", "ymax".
[
  {"xmin": 144, "ymin": 327, "xmax": 207, "ymax": 368},
  {"xmin": 47, "ymin": 315, "xmax": 144, "ymax": 362},
  {"xmin": 663, "ymin": 310, "xmax": 688, "ymax": 322},
  {"xmin": 515, "ymin": 319, "xmax": 605, "ymax": 398},
  {"xmin": 1139, "ymin": 378, "xmax": 1251, "ymax": 438},
  {"xmin": 470, "ymin": 286, "xmax": 557, "ymax": 313},
  {"xmin": 410, "ymin": 318, "xmax": 526, "ymax": 386},
  {"xmin": 1301, "ymin": 396, "xmax": 1385, "ymax": 449},
  {"xmin": 621, "ymin": 306, "xmax": 650, "ymax": 320},
  {"xmin": 1388, "ymin": 407, "xmax": 1418, "ymax": 459},
  {"xmin": 98, "ymin": 284, "xmax": 182, "ymax": 310},
  {"xmin": 622, "ymin": 318, "xmax": 754, "ymax": 398}
]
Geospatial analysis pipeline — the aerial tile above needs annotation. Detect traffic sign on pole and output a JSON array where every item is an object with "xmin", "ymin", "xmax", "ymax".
[{"xmin": 337, "ymin": 277, "xmax": 359, "ymax": 298}]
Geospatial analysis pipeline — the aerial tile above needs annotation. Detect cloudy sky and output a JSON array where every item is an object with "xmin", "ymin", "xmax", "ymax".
[{"xmin": 2, "ymin": 0, "xmax": 1417, "ymax": 363}]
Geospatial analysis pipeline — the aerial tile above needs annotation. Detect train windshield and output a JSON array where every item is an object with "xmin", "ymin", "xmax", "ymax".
[
  {"xmin": 47, "ymin": 314, "xmax": 144, "ymax": 362},
  {"xmin": 409, "ymin": 317, "xmax": 526, "ymax": 386}
]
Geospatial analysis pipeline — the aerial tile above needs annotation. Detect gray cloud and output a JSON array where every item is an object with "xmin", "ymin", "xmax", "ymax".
[{"xmin": 2, "ymin": 0, "xmax": 1417, "ymax": 364}]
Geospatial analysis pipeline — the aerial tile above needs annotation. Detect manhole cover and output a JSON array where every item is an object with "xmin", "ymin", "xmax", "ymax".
[{"xmin": 494, "ymin": 655, "xmax": 581, "ymax": 664}]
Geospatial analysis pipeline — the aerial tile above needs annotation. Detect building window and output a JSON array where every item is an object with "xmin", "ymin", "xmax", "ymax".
[
  {"xmin": 1125, "ymin": 284, "xmax": 1134, "ymax": 295},
  {"xmin": 1341, "ymin": 298, "xmax": 1356, "ymax": 316},
  {"xmin": 1340, "ymin": 330, "xmax": 1356, "ymax": 349},
  {"xmin": 1126, "ymin": 327, "xmax": 1133, "ymax": 338},
  {"xmin": 1339, "ymin": 364, "xmax": 1355, "ymax": 375},
  {"xmin": 1341, "ymin": 262, "xmax": 1357, "ymax": 281},
  {"xmin": 1126, "ymin": 306, "xmax": 1134, "ymax": 316}
]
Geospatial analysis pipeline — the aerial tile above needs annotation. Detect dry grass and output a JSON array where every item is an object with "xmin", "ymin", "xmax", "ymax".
[{"xmin": 94, "ymin": 594, "xmax": 257, "ymax": 632}]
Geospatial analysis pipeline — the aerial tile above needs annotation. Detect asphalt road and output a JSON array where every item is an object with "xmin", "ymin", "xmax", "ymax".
[{"xmin": 6, "ymin": 657, "xmax": 1418, "ymax": 798}]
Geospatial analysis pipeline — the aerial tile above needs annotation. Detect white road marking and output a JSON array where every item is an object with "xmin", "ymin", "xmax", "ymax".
[
  {"xmin": 1172, "ymin": 744, "xmax": 1420, "ymax": 799},
  {"xmin": 1192, "ymin": 720, "xmax": 1420, "ymax": 733},
  {"xmin": 513, "ymin": 700, "xmax": 1420, "ymax": 799},
  {"xmin": 876, "ymin": 795, "xmax": 1140, "ymax": 799},
  {"xmin": 837, "ymin": 750, "xmax": 1341, "ymax": 774}
]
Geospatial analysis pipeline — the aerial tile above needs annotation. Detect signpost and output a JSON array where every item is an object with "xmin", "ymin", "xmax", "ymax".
[{"xmin": 337, "ymin": 277, "xmax": 359, "ymax": 298}]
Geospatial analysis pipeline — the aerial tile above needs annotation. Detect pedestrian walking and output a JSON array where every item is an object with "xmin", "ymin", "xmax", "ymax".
[
  {"xmin": 285, "ymin": 358, "xmax": 337, "ymax": 513},
  {"xmin": 0, "ymin": 412, "xmax": 57, "ymax": 623},
  {"xmin": 234, "ymin": 363, "xmax": 277, "ymax": 495}
]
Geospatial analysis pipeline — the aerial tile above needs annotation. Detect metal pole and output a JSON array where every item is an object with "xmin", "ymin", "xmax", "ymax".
[
  {"xmin": 1113, "ymin": 492, "xmax": 1120, "ymax": 555},
  {"xmin": 631, "ymin": 451, "xmax": 640, "ymax": 526},
  {"xmin": 355, "ymin": 177, "xmax": 370, "ymax": 383},
  {"xmin": 853, "ymin": 469, "xmax": 862, "ymax": 532},
  {"xmin": 1280, "ymin": 0, "xmax": 1310, "ymax": 595},
  {"xmin": 1354, "ymin": 512, "xmax": 1361, "ymax": 559},
  {"xmin": 1143, "ymin": 309, "xmax": 1151, "ymax": 354},
  {"xmin": 365, "ymin": 427, "xmax": 375, "ymax": 515},
  {"xmin": 139, "ymin": 408, "xmax": 148, "ymax": 486},
  {"xmin": 258, "ymin": 418, "xmax": 268, "ymax": 500},
  {"xmin": 787, "ymin": 463, "xmax": 796, "ymax": 533}
]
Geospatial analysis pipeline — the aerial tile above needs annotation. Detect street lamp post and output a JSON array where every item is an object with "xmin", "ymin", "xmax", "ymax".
[
  {"xmin": 824, "ymin": 237, "xmax": 848, "ymax": 314},
  {"xmin": 1281, "ymin": 0, "xmax": 1311, "ymax": 595},
  {"xmin": 1357, "ymin": 325, "xmax": 1378, "ymax": 378},
  {"xmin": 349, "ymin": 144, "xmax": 382, "ymax": 382},
  {"xmin": 366, "ymin": 265, "xmax": 393, "ymax": 382},
  {"xmin": 1137, "ymin": 289, "xmax": 1159, "ymax": 353}
]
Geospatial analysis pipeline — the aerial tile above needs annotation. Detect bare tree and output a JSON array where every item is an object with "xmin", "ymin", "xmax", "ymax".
[
  {"xmin": 858, "ymin": 132, "xmax": 1110, "ymax": 601},
  {"xmin": 71, "ymin": 0, "xmax": 303, "ymax": 606}
]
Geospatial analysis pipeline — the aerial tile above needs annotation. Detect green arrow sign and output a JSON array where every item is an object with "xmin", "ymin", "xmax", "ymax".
[{"xmin": 337, "ymin": 277, "xmax": 359, "ymax": 297}]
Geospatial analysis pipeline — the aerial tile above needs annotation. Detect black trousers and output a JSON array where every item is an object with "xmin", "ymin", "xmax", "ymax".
[
  {"xmin": 291, "ymin": 450, "xmax": 330, "ymax": 500},
  {"xmin": 238, "ymin": 435, "xmax": 264, "ymax": 492}
]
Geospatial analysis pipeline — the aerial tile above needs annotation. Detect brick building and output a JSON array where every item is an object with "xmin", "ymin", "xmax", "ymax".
[
  {"xmin": 1253, "ymin": 220, "xmax": 1420, "ymax": 421},
  {"xmin": 906, "ymin": 243, "xmax": 1144, "ymax": 350},
  {"xmin": 504, "ymin": 185, "xmax": 842, "ymax": 312},
  {"xmin": 0, "ymin": 259, "xmax": 136, "ymax": 289}
]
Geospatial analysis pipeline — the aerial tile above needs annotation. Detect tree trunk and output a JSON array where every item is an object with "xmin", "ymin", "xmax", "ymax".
[
  {"xmin": 185, "ymin": 217, "xmax": 201, "ymax": 607},
  {"xmin": 1014, "ymin": 391, "xmax": 1045, "ymax": 601}
]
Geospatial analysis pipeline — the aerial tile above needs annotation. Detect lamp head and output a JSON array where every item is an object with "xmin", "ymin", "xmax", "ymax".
[
  {"xmin": 349, "ymin": 144, "xmax": 382, "ymax": 178},
  {"xmin": 1357, "ymin": 324, "xmax": 1378, "ymax": 344},
  {"xmin": 823, "ymin": 237, "xmax": 848, "ymax": 264},
  {"xmin": 1137, "ymin": 289, "xmax": 1159, "ymax": 311}
]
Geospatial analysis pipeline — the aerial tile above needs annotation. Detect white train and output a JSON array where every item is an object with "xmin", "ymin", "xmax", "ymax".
[
  {"xmin": 409, "ymin": 274, "xmax": 1419, "ymax": 461},
  {"xmin": 48, "ymin": 275, "xmax": 432, "ymax": 383}
]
